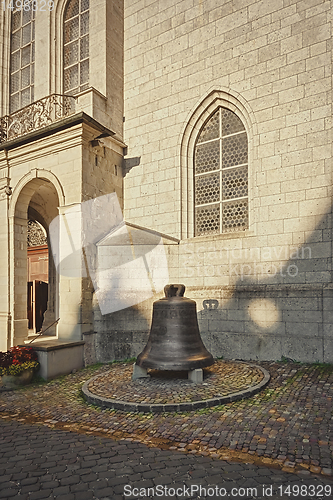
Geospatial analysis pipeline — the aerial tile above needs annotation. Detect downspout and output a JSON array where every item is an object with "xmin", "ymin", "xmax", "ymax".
[{"xmin": 4, "ymin": 148, "xmax": 12, "ymax": 348}]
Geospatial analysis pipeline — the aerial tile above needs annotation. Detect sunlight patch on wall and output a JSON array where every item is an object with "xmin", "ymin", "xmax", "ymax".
[{"xmin": 248, "ymin": 299, "xmax": 280, "ymax": 329}]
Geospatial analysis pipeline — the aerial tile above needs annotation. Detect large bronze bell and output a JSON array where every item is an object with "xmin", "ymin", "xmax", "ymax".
[{"xmin": 136, "ymin": 284, "xmax": 214, "ymax": 371}]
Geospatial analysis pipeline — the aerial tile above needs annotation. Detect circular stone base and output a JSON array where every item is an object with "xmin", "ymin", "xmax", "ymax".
[{"xmin": 82, "ymin": 360, "xmax": 270, "ymax": 413}]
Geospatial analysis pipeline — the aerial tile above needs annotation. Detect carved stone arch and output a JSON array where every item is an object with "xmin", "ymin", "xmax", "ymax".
[
  {"xmin": 9, "ymin": 168, "xmax": 65, "ymax": 218},
  {"xmin": 180, "ymin": 88, "xmax": 258, "ymax": 239},
  {"xmin": 27, "ymin": 219, "xmax": 47, "ymax": 248},
  {"xmin": 54, "ymin": 0, "xmax": 70, "ymax": 18},
  {"xmin": 9, "ymin": 170, "xmax": 64, "ymax": 345}
]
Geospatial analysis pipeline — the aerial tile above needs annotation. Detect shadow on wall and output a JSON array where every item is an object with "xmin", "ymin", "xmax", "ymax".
[
  {"xmin": 85, "ymin": 206, "xmax": 332, "ymax": 365},
  {"xmin": 85, "ymin": 298, "xmax": 151, "ymax": 364},
  {"xmin": 196, "ymin": 207, "xmax": 332, "ymax": 363},
  {"xmin": 122, "ymin": 156, "xmax": 141, "ymax": 177}
]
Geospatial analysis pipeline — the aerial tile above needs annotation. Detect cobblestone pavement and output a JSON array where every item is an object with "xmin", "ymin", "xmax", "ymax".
[
  {"xmin": 0, "ymin": 360, "xmax": 332, "ymax": 487},
  {"xmin": 0, "ymin": 419, "xmax": 332, "ymax": 500}
]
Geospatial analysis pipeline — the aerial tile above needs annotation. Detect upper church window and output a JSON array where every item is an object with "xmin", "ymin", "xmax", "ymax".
[
  {"xmin": 194, "ymin": 107, "xmax": 248, "ymax": 236},
  {"xmin": 10, "ymin": 4, "xmax": 35, "ymax": 113},
  {"xmin": 63, "ymin": 0, "xmax": 89, "ymax": 95}
]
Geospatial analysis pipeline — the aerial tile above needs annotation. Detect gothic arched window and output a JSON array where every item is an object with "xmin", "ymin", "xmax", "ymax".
[
  {"xmin": 194, "ymin": 107, "xmax": 248, "ymax": 236},
  {"xmin": 63, "ymin": 0, "xmax": 89, "ymax": 95},
  {"xmin": 10, "ymin": 4, "xmax": 35, "ymax": 113}
]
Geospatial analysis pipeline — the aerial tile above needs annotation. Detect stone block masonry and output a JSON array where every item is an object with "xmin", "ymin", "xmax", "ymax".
[{"xmin": 110, "ymin": 0, "xmax": 333, "ymax": 364}]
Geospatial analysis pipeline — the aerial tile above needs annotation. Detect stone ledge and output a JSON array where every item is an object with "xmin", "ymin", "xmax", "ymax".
[
  {"xmin": 32, "ymin": 340, "xmax": 85, "ymax": 380},
  {"xmin": 31, "ymin": 340, "xmax": 85, "ymax": 352}
]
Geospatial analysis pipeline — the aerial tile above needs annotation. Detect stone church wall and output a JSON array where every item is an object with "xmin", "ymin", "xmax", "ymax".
[{"xmin": 95, "ymin": 0, "xmax": 333, "ymax": 364}]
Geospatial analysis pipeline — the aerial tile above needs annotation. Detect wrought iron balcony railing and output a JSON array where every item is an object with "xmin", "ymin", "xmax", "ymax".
[{"xmin": 0, "ymin": 94, "xmax": 76, "ymax": 144}]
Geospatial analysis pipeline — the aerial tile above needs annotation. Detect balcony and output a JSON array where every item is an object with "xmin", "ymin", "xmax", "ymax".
[{"xmin": 0, "ymin": 94, "xmax": 76, "ymax": 144}]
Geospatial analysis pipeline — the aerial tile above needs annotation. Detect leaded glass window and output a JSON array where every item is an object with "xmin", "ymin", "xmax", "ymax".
[
  {"xmin": 194, "ymin": 108, "xmax": 248, "ymax": 235},
  {"xmin": 63, "ymin": 0, "xmax": 89, "ymax": 95},
  {"xmin": 10, "ymin": 3, "xmax": 35, "ymax": 113}
]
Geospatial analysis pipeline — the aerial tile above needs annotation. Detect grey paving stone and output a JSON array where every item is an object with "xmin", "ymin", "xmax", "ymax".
[
  {"xmin": 81, "ymin": 460, "xmax": 97, "ymax": 468},
  {"xmin": 91, "ymin": 464, "xmax": 108, "ymax": 473},
  {"xmin": 47, "ymin": 466, "xmax": 67, "ymax": 474},
  {"xmin": 42, "ymin": 480, "xmax": 60, "ymax": 489},
  {"xmin": 40, "ymin": 462, "xmax": 58, "ymax": 469},
  {"xmin": 73, "ymin": 492, "xmax": 94, "ymax": 500},
  {"xmin": 21, "ymin": 483, "xmax": 41, "ymax": 494},
  {"xmin": 29, "ymin": 489, "xmax": 53, "ymax": 499},
  {"xmin": 0, "ymin": 488, "xmax": 19, "ymax": 498},
  {"xmin": 0, "ymin": 476, "xmax": 13, "ymax": 485},
  {"xmin": 132, "ymin": 464, "xmax": 152, "ymax": 473},
  {"xmin": 98, "ymin": 471, "xmax": 117, "ymax": 480},
  {"xmin": 114, "ymin": 466, "xmax": 134, "ymax": 474},
  {"xmin": 80, "ymin": 473, "xmax": 98, "ymax": 483},
  {"xmin": 153, "ymin": 475, "xmax": 175, "ymax": 485},
  {"xmin": 52, "ymin": 486, "xmax": 71, "ymax": 496},
  {"xmin": 107, "ymin": 476, "xmax": 129, "ymax": 486},
  {"xmin": 142, "ymin": 469, "xmax": 160, "ymax": 479},
  {"xmin": 75, "ymin": 468, "xmax": 95, "ymax": 477},
  {"xmin": 95, "ymin": 486, "xmax": 117, "ymax": 496},
  {"xmin": 88, "ymin": 479, "xmax": 108, "ymax": 490}
]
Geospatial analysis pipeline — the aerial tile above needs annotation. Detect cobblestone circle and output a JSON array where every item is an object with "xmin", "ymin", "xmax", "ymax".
[{"xmin": 83, "ymin": 360, "xmax": 270, "ymax": 412}]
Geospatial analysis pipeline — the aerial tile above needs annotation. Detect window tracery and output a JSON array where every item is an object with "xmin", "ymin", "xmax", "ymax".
[{"xmin": 194, "ymin": 107, "xmax": 249, "ymax": 236}]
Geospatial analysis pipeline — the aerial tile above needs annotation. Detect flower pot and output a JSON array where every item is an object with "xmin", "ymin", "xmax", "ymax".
[{"xmin": 0, "ymin": 369, "xmax": 34, "ymax": 389}]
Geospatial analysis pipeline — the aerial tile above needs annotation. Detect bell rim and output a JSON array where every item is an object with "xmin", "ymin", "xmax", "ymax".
[{"xmin": 136, "ymin": 355, "xmax": 215, "ymax": 371}]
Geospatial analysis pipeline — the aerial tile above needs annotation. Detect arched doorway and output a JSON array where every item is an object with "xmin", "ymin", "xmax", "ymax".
[{"xmin": 10, "ymin": 175, "xmax": 62, "ymax": 346}]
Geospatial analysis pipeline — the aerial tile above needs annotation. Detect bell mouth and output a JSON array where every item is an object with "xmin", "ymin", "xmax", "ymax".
[{"xmin": 136, "ymin": 353, "xmax": 214, "ymax": 371}]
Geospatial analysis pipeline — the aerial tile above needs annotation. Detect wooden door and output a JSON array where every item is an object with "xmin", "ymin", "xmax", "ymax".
[{"xmin": 27, "ymin": 245, "xmax": 49, "ymax": 333}]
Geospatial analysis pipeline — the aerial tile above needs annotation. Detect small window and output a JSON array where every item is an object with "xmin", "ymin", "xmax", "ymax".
[
  {"xmin": 194, "ymin": 107, "xmax": 248, "ymax": 236},
  {"xmin": 9, "ymin": 2, "xmax": 35, "ymax": 113},
  {"xmin": 63, "ymin": 0, "xmax": 89, "ymax": 95}
]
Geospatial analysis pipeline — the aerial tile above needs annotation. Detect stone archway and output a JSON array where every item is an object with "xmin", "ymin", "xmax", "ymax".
[{"xmin": 9, "ymin": 175, "xmax": 62, "ymax": 346}]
